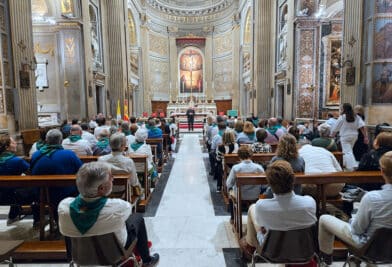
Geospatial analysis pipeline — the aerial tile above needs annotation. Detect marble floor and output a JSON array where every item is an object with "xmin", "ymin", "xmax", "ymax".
[{"xmin": 0, "ymin": 134, "xmax": 362, "ymax": 266}]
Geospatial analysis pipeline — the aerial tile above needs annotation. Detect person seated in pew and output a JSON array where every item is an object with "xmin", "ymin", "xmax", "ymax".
[
  {"xmin": 264, "ymin": 117, "xmax": 285, "ymax": 145},
  {"xmin": 80, "ymin": 122, "xmax": 98, "ymax": 147},
  {"xmin": 0, "ymin": 135, "xmax": 39, "ymax": 226},
  {"xmin": 239, "ymin": 160, "xmax": 317, "ymax": 260},
  {"xmin": 299, "ymin": 144, "xmax": 344, "ymax": 198},
  {"xmin": 226, "ymin": 145, "xmax": 264, "ymax": 224},
  {"xmin": 251, "ymin": 128, "xmax": 272, "ymax": 153},
  {"xmin": 236, "ymin": 121, "xmax": 257, "ymax": 145},
  {"xmin": 356, "ymin": 132, "xmax": 392, "ymax": 191},
  {"xmin": 128, "ymin": 129, "xmax": 158, "ymax": 184},
  {"xmin": 119, "ymin": 121, "xmax": 136, "ymax": 148},
  {"xmin": 62, "ymin": 125, "xmax": 93, "ymax": 156},
  {"xmin": 31, "ymin": 129, "xmax": 82, "ymax": 222},
  {"xmin": 318, "ymin": 151, "xmax": 392, "ymax": 265},
  {"xmin": 146, "ymin": 119, "xmax": 163, "ymax": 166},
  {"xmin": 98, "ymin": 133, "xmax": 141, "ymax": 195},
  {"xmin": 265, "ymin": 134, "xmax": 304, "ymax": 197},
  {"xmin": 58, "ymin": 162, "xmax": 159, "ymax": 267},
  {"xmin": 93, "ymin": 129, "xmax": 111, "ymax": 156},
  {"xmin": 311, "ymin": 123, "xmax": 338, "ymax": 152},
  {"xmin": 29, "ymin": 128, "xmax": 48, "ymax": 157}
]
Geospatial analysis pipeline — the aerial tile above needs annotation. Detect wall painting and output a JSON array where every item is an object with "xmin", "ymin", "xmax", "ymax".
[{"xmin": 374, "ymin": 18, "xmax": 392, "ymax": 60}]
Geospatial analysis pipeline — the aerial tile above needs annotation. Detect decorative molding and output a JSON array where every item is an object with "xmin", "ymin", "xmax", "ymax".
[
  {"xmin": 34, "ymin": 43, "xmax": 55, "ymax": 56},
  {"xmin": 149, "ymin": 33, "xmax": 168, "ymax": 55}
]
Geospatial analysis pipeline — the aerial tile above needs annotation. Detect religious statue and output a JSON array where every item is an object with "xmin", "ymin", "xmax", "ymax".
[
  {"xmin": 91, "ymin": 24, "xmax": 100, "ymax": 64},
  {"xmin": 278, "ymin": 14, "xmax": 288, "ymax": 64}
]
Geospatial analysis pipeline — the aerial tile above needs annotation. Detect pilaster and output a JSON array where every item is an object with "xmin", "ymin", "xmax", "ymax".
[
  {"xmin": 205, "ymin": 36, "xmax": 213, "ymax": 101},
  {"xmin": 169, "ymin": 36, "xmax": 177, "ymax": 102},
  {"xmin": 105, "ymin": 0, "xmax": 128, "ymax": 116},
  {"xmin": 140, "ymin": 25, "xmax": 151, "ymax": 113},
  {"xmin": 341, "ymin": 0, "xmax": 363, "ymax": 104},
  {"xmin": 232, "ymin": 24, "xmax": 240, "ymax": 111},
  {"xmin": 254, "ymin": 0, "xmax": 273, "ymax": 118},
  {"xmin": 9, "ymin": 0, "xmax": 37, "ymax": 130}
]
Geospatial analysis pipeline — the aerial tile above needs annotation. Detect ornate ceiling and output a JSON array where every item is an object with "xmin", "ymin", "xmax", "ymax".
[{"xmin": 146, "ymin": 0, "xmax": 235, "ymax": 16}]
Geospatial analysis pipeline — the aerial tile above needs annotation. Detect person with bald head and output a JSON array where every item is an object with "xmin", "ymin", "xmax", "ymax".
[
  {"xmin": 62, "ymin": 124, "xmax": 93, "ymax": 155},
  {"xmin": 264, "ymin": 117, "xmax": 285, "ymax": 144}
]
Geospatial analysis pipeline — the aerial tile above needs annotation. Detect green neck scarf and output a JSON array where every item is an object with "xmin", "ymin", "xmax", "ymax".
[
  {"xmin": 123, "ymin": 130, "xmax": 131, "ymax": 136},
  {"xmin": 70, "ymin": 195, "xmax": 108, "ymax": 235},
  {"xmin": 0, "ymin": 151, "xmax": 16, "ymax": 164},
  {"xmin": 131, "ymin": 142, "xmax": 144, "ymax": 151},
  {"xmin": 36, "ymin": 140, "xmax": 45, "ymax": 150},
  {"xmin": 68, "ymin": 135, "xmax": 82, "ymax": 143},
  {"xmin": 267, "ymin": 125, "xmax": 279, "ymax": 135},
  {"xmin": 39, "ymin": 144, "xmax": 63, "ymax": 156},
  {"xmin": 97, "ymin": 137, "xmax": 109, "ymax": 149},
  {"xmin": 218, "ymin": 130, "xmax": 225, "ymax": 137}
]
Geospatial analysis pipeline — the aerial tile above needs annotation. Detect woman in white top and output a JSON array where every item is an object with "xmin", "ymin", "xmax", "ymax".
[
  {"xmin": 331, "ymin": 103, "xmax": 368, "ymax": 170},
  {"xmin": 128, "ymin": 129, "xmax": 157, "ymax": 181}
]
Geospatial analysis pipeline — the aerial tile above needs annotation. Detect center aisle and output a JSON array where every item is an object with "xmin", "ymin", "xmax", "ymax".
[{"xmin": 145, "ymin": 134, "xmax": 237, "ymax": 267}]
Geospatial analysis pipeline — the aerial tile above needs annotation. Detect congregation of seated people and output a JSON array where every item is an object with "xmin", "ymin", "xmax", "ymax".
[
  {"xmin": 0, "ymin": 114, "xmax": 167, "ymax": 266},
  {"xmin": 1, "ymin": 107, "xmax": 391, "ymax": 266},
  {"xmin": 204, "ymin": 107, "xmax": 391, "ymax": 265}
]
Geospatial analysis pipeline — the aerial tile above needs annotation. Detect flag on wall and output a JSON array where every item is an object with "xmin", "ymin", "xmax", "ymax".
[
  {"xmin": 116, "ymin": 100, "xmax": 121, "ymax": 120},
  {"xmin": 124, "ymin": 100, "xmax": 129, "ymax": 121}
]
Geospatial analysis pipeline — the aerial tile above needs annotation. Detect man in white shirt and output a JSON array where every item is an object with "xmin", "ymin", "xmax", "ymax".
[
  {"xmin": 240, "ymin": 160, "xmax": 316, "ymax": 259},
  {"xmin": 80, "ymin": 123, "xmax": 97, "ymax": 147},
  {"xmin": 58, "ymin": 162, "xmax": 159, "ymax": 266},
  {"xmin": 299, "ymin": 144, "xmax": 344, "ymax": 197},
  {"xmin": 318, "ymin": 151, "xmax": 392, "ymax": 265},
  {"xmin": 98, "ymin": 133, "xmax": 139, "ymax": 188},
  {"xmin": 62, "ymin": 125, "xmax": 93, "ymax": 156}
]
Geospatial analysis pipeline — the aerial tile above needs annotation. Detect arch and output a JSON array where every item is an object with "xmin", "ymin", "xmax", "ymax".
[
  {"xmin": 178, "ymin": 46, "xmax": 205, "ymax": 95},
  {"xmin": 128, "ymin": 10, "xmax": 137, "ymax": 46},
  {"xmin": 243, "ymin": 8, "xmax": 252, "ymax": 45},
  {"xmin": 325, "ymin": 1, "xmax": 344, "ymax": 19}
]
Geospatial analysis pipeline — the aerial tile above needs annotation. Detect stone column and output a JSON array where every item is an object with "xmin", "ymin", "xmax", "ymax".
[
  {"xmin": 341, "ymin": 0, "xmax": 364, "ymax": 104},
  {"xmin": 104, "ymin": 0, "xmax": 128, "ymax": 116},
  {"xmin": 8, "ymin": 0, "xmax": 38, "ymax": 130},
  {"xmin": 254, "ymin": 0, "xmax": 273, "ymax": 118}
]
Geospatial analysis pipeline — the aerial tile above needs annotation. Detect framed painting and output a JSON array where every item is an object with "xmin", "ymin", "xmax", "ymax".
[
  {"xmin": 373, "ymin": 63, "xmax": 392, "ymax": 103},
  {"xmin": 322, "ymin": 36, "xmax": 342, "ymax": 106},
  {"xmin": 179, "ymin": 48, "xmax": 204, "ymax": 94},
  {"xmin": 374, "ymin": 18, "xmax": 392, "ymax": 60}
]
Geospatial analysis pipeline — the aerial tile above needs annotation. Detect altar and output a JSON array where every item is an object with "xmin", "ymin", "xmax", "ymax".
[{"xmin": 167, "ymin": 101, "xmax": 217, "ymax": 116}]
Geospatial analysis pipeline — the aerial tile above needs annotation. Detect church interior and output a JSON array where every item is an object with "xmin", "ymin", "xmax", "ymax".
[{"xmin": 0, "ymin": 0, "xmax": 391, "ymax": 266}]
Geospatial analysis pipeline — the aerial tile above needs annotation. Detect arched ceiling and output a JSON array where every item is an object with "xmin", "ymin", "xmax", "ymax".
[{"xmin": 146, "ymin": 0, "xmax": 234, "ymax": 16}]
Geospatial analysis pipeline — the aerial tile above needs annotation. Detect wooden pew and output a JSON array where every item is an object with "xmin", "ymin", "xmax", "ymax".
[
  {"xmin": 233, "ymin": 170, "xmax": 383, "ymax": 238},
  {"xmin": 146, "ymin": 138, "xmax": 164, "ymax": 168},
  {"xmin": 222, "ymin": 151, "xmax": 344, "ymax": 202},
  {"xmin": 0, "ymin": 174, "xmax": 129, "ymax": 241}
]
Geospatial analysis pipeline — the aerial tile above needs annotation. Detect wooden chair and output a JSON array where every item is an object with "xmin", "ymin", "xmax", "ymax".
[
  {"xmin": 66, "ymin": 233, "xmax": 140, "ymax": 267},
  {"xmin": 343, "ymin": 227, "xmax": 392, "ymax": 267},
  {"xmin": 251, "ymin": 224, "xmax": 319, "ymax": 267}
]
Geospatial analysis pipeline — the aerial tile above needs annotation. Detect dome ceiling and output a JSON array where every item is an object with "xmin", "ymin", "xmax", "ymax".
[{"xmin": 146, "ymin": 0, "xmax": 234, "ymax": 16}]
